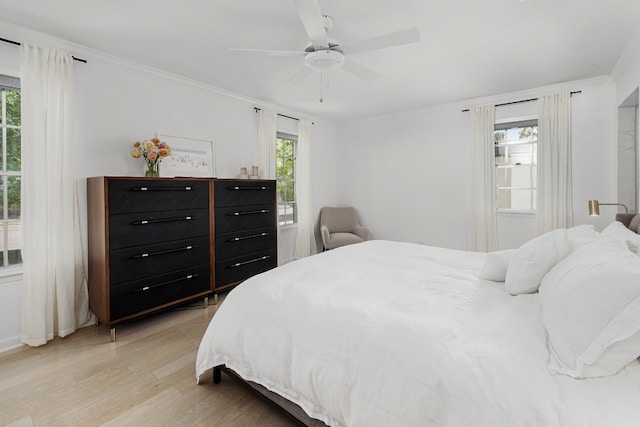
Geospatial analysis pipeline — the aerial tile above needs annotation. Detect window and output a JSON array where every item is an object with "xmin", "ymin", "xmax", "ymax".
[
  {"xmin": 494, "ymin": 119, "xmax": 537, "ymax": 212},
  {"xmin": 0, "ymin": 75, "xmax": 22, "ymax": 268},
  {"xmin": 276, "ymin": 133, "xmax": 296, "ymax": 226}
]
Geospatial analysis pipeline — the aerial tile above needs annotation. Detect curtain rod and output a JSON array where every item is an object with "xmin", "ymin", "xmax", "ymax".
[
  {"xmin": 254, "ymin": 107, "xmax": 314, "ymax": 125},
  {"xmin": 461, "ymin": 90, "xmax": 582, "ymax": 112},
  {"xmin": 0, "ymin": 37, "xmax": 88, "ymax": 63}
]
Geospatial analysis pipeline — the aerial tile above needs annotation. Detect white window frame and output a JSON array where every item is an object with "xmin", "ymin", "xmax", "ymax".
[{"xmin": 494, "ymin": 119, "xmax": 538, "ymax": 213}]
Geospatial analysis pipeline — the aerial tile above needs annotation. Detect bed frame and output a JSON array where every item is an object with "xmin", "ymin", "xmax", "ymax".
[{"xmin": 213, "ymin": 365, "xmax": 329, "ymax": 426}]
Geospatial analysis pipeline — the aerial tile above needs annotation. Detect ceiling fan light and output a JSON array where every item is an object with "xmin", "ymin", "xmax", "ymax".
[{"xmin": 305, "ymin": 50, "xmax": 345, "ymax": 72}]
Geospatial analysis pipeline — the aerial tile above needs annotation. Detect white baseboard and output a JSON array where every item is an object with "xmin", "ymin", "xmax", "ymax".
[{"xmin": 0, "ymin": 335, "xmax": 23, "ymax": 354}]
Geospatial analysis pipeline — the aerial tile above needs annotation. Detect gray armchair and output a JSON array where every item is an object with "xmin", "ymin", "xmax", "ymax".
[{"xmin": 320, "ymin": 207, "xmax": 369, "ymax": 250}]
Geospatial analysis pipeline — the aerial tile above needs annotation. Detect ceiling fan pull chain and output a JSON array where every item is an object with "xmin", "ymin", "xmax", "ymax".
[{"xmin": 319, "ymin": 72, "xmax": 324, "ymax": 103}]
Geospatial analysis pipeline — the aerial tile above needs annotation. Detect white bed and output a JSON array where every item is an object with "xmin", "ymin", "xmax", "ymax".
[{"xmin": 196, "ymin": 239, "xmax": 640, "ymax": 426}]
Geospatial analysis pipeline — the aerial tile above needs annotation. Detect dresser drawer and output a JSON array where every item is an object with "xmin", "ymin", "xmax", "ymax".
[
  {"xmin": 110, "ymin": 265, "xmax": 211, "ymax": 321},
  {"xmin": 215, "ymin": 227, "xmax": 276, "ymax": 261},
  {"xmin": 109, "ymin": 208, "xmax": 209, "ymax": 250},
  {"xmin": 214, "ymin": 180, "xmax": 276, "ymax": 207},
  {"xmin": 215, "ymin": 204, "xmax": 276, "ymax": 234},
  {"xmin": 109, "ymin": 236, "xmax": 210, "ymax": 285},
  {"xmin": 215, "ymin": 248, "xmax": 277, "ymax": 287},
  {"xmin": 108, "ymin": 179, "xmax": 209, "ymax": 214}
]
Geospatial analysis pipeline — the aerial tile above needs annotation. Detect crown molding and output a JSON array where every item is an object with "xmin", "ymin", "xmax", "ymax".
[{"xmin": 0, "ymin": 18, "xmax": 331, "ymax": 127}]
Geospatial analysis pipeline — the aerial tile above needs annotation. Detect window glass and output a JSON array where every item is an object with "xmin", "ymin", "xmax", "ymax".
[
  {"xmin": 8, "ymin": 176, "xmax": 20, "ymax": 220},
  {"xmin": 7, "ymin": 128, "xmax": 20, "ymax": 171},
  {"xmin": 0, "ymin": 82, "xmax": 22, "ymax": 268},
  {"xmin": 6, "ymin": 89, "xmax": 20, "ymax": 126},
  {"xmin": 276, "ymin": 134, "xmax": 296, "ymax": 226},
  {"xmin": 495, "ymin": 121, "xmax": 538, "ymax": 211}
]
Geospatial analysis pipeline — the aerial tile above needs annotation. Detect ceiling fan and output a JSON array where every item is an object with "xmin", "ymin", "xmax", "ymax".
[{"xmin": 229, "ymin": 0, "xmax": 420, "ymax": 86}]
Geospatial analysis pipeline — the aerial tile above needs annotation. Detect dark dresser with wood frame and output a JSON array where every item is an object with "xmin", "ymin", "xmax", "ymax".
[
  {"xmin": 213, "ymin": 179, "xmax": 278, "ymax": 294},
  {"xmin": 87, "ymin": 177, "xmax": 213, "ymax": 341},
  {"xmin": 87, "ymin": 177, "xmax": 277, "ymax": 341}
]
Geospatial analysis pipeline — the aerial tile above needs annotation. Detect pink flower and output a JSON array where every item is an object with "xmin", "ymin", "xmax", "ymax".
[{"xmin": 131, "ymin": 138, "xmax": 171, "ymax": 166}]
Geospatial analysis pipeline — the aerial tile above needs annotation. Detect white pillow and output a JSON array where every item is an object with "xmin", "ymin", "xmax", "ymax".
[
  {"xmin": 504, "ymin": 229, "xmax": 569, "ymax": 295},
  {"xmin": 477, "ymin": 249, "xmax": 516, "ymax": 282},
  {"xmin": 601, "ymin": 221, "xmax": 640, "ymax": 248},
  {"xmin": 566, "ymin": 224, "xmax": 600, "ymax": 253},
  {"xmin": 539, "ymin": 238, "xmax": 640, "ymax": 378}
]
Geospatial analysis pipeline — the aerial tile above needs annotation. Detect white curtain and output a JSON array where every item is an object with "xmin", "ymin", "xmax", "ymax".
[
  {"xmin": 471, "ymin": 105, "xmax": 498, "ymax": 252},
  {"xmin": 537, "ymin": 92, "xmax": 573, "ymax": 233},
  {"xmin": 257, "ymin": 109, "xmax": 277, "ymax": 179},
  {"xmin": 294, "ymin": 119, "xmax": 318, "ymax": 258},
  {"xmin": 20, "ymin": 43, "xmax": 93, "ymax": 346}
]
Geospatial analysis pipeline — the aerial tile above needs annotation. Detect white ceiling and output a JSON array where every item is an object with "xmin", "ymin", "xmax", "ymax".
[{"xmin": 0, "ymin": 0, "xmax": 639, "ymax": 122}]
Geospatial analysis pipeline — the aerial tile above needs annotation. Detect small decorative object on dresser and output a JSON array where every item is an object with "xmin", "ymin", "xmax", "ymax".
[
  {"xmin": 129, "ymin": 137, "xmax": 172, "ymax": 177},
  {"xmin": 239, "ymin": 163, "xmax": 249, "ymax": 179},
  {"xmin": 87, "ymin": 177, "xmax": 213, "ymax": 342}
]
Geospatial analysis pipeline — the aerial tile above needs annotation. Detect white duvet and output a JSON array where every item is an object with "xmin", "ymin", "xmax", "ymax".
[{"xmin": 196, "ymin": 240, "xmax": 640, "ymax": 426}]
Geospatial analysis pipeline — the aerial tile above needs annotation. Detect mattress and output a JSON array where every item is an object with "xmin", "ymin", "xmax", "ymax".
[{"xmin": 196, "ymin": 240, "xmax": 640, "ymax": 426}]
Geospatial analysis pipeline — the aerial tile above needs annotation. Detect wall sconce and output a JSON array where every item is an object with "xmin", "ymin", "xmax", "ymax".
[{"xmin": 588, "ymin": 200, "xmax": 629, "ymax": 216}]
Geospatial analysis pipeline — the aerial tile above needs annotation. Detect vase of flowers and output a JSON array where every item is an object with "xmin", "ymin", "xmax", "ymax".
[{"xmin": 130, "ymin": 137, "xmax": 171, "ymax": 177}]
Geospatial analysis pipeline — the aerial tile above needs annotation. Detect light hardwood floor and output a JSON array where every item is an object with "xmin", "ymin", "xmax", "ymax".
[{"xmin": 0, "ymin": 297, "xmax": 299, "ymax": 427}]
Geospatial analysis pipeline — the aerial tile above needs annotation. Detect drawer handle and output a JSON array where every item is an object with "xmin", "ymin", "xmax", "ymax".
[
  {"xmin": 134, "ymin": 273, "xmax": 200, "ymax": 293},
  {"xmin": 229, "ymin": 186, "xmax": 269, "ymax": 191},
  {"xmin": 133, "ymin": 244, "xmax": 198, "ymax": 259},
  {"xmin": 229, "ymin": 255, "xmax": 270, "ymax": 269},
  {"xmin": 228, "ymin": 232, "xmax": 269, "ymax": 242},
  {"xmin": 228, "ymin": 209, "xmax": 269, "ymax": 216},
  {"xmin": 132, "ymin": 216, "xmax": 194, "ymax": 225},
  {"xmin": 132, "ymin": 186, "xmax": 193, "ymax": 191}
]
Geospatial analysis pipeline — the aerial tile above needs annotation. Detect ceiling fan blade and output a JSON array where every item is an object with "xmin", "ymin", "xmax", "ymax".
[
  {"xmin": 229, "ymin": 48, "xmax": 305, "ymax": 57},
  {"xmin": 341, "ymin": 59, "xmax": 380, "ymax": 81},
  {"xmin": 293, "ymin": 0, "xmax": 329, "ymax": 50},
  {"xmin": 286, "ymin": 66, "xmax": 314, "ymax": 84},
  {"xmin": 339, "ymin": 28, "xmax": 420, "ymax": 55}
]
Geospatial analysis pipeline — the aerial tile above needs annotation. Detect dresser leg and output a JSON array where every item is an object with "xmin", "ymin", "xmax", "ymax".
[
  {"xmin": 213, "ymin": 294, "xmax": 219, "ymax": 305},
  {"xmin": 95, "ymin": 317, "xmax": 99, "ymax": 326},
  {"xmin": 110, "ymin": 327, "xmax": 116, "ymax": 343},
  {"xmin": 204, "ymin": 296, "xmax": 209, "ymax": 308}
]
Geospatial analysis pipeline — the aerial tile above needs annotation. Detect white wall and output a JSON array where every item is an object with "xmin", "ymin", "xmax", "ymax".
[
  {"xmin": 0, "ymin": 20, "xmax": 338, "ymax": 351},
  {"xmin": 337, "ymin": 76, "xmax": 617, "ymax": 251},
  {"xmin": 612, "ymin": 26, "xmax": 640, "ymax": 206},
  {"xmin": 0, "ymin": 276, "xmax": 22, "ymax": 350},
  {"xmin": 338, "ymin": 105, "xmax": 473, "ymax": 250},
  {"xmin": 0, "ymin": 17, "xmax": 633, "ymax": 352},
  {"xmin": 613, "ymin": 27, "xmax": 640, "ymax": 107}
]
